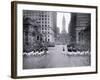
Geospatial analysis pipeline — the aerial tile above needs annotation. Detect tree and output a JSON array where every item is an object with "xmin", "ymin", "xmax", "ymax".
[{"xmin": 23, "ymin": 16, "xmax": 43, "ymax": 52}]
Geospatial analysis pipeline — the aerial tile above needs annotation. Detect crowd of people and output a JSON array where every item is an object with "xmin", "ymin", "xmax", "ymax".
[
  {"xmin": 23, "ymin": 47, "xmax": 49, "ymax": 56},
  {"xmin": 23, "ymin": 45, "xmax": 90, "ymax": 57},
  {"xmin": 62, "ymin": 46, "xmax": 90, "ymax": 56}
]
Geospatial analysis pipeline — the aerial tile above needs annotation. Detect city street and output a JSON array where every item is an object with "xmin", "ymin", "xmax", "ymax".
[{"xmin": 23, "ymin": 45, "xmax": 90, "ymax": 69}]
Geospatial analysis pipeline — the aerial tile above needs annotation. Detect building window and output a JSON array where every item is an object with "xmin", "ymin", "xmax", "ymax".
[
  {"xmin": 45, "ymin": 15, "xmax": 47, "ymax": 17},
  {"xmin": 37, "ymin": 36, "xmax": 39, "ymax": 40},
  {"xmin": 42, "ymin": 15, "xmax": 44, "ymax": 17}
]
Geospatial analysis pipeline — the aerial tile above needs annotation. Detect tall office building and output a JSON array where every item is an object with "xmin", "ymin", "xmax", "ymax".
[
  {"xmin": 23, "ymin": 10, "xmax": 57, "ymax": 42},
  {"xmin": 61, "ymin": 14, "xmax": 67, "ymax": 34},
  {"xmin": 56, "ymin": 14, "xmax": 68, "ymax": 45}
]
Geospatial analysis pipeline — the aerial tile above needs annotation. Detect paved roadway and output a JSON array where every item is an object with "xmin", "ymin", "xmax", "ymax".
[{"xmin": 23, "ymin": 45, "xmax": 90, "ymax": 69}]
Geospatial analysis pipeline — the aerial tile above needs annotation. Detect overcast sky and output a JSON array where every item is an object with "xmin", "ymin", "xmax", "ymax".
[{"xmin": 57, "ymin": 12, "xmax": 71, "ymax": 33}]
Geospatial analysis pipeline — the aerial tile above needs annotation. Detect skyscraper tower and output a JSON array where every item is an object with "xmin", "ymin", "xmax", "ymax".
[
  {"xmin": 60, "ymin": 14, "xmax": 68, "ymax": 44},
  {"xmin": 62, "ymin": 14, "xmax": 67, "ymax": 34}
]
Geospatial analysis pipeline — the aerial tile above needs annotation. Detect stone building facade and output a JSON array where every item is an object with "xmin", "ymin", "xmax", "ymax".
[{"xmin": 69, "ymin": 13, "xmax": 91, "ymax": 51}]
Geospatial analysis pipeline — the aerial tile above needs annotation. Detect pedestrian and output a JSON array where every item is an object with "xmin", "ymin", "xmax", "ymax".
[{"xmin": 63, "ymin": 47, "xmax": 65, "ymax": 51}]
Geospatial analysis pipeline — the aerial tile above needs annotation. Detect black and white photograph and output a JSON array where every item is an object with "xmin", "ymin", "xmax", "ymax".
[
  {"xmin": 11, "ymin": 1, "xmax": 97, "ymax": 78},
  {"xmin": 23, "ymin": 10, "xmax": 91, "ymax": 69}
]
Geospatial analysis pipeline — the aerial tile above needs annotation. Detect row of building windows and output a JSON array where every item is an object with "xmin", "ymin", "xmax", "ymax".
[
  {"xmin": 38, "ymin": 18, "xmax": 50, "ymax": 20},
  {"xmin": 36, "ymin": 24, "xmax": 50, "ymax": 27},
  {"xmin": 42, "ymin": 38, "xmax": 50, "ymax": 42},
  {"xmin": 39, "ymin": 15, "xmax": 50, "ymax": 17},
  {"xmin": 38, "ymin": 21, "xmax": 50, "ymax": 24},
  {"xmin": 42, "ymin": 31, "xmax": 50, "ymax": 34},
  {"xmin": 40, "ymin": 24, "xmax": 50, "ymax": 27},
  {"xmin": 41, "ymin": 28, "xmax": 50, "ymax": 30}
]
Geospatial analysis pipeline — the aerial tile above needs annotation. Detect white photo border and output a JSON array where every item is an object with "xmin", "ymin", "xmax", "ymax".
[{"xmin": 16, "ymin": 2, "xmax": 97, "ymax": 77}]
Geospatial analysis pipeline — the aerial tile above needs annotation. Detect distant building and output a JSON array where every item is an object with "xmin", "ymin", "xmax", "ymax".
[
  {"xmin": 61, "ymin": 14, "xmax": 67, "ymax": 34},
  {"xmin": 60, "ymin": 15, "xmax": 68, "ymax": 44},
  {"xmin": 55, "ymin": 14, "xmax": 68, "ymax": 45}
]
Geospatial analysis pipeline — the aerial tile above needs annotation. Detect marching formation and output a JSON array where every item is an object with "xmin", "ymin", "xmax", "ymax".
[
  {"xmin": 23, "ymin": 48, "xmax": 49, "ymax": 56},
  {"xmin": 62, "ymin": 46, "xmax": 90, "ymax": 56},
  {"xmin": 23, "ymin": 45, "xmax": 90, "ymax": 57}
]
